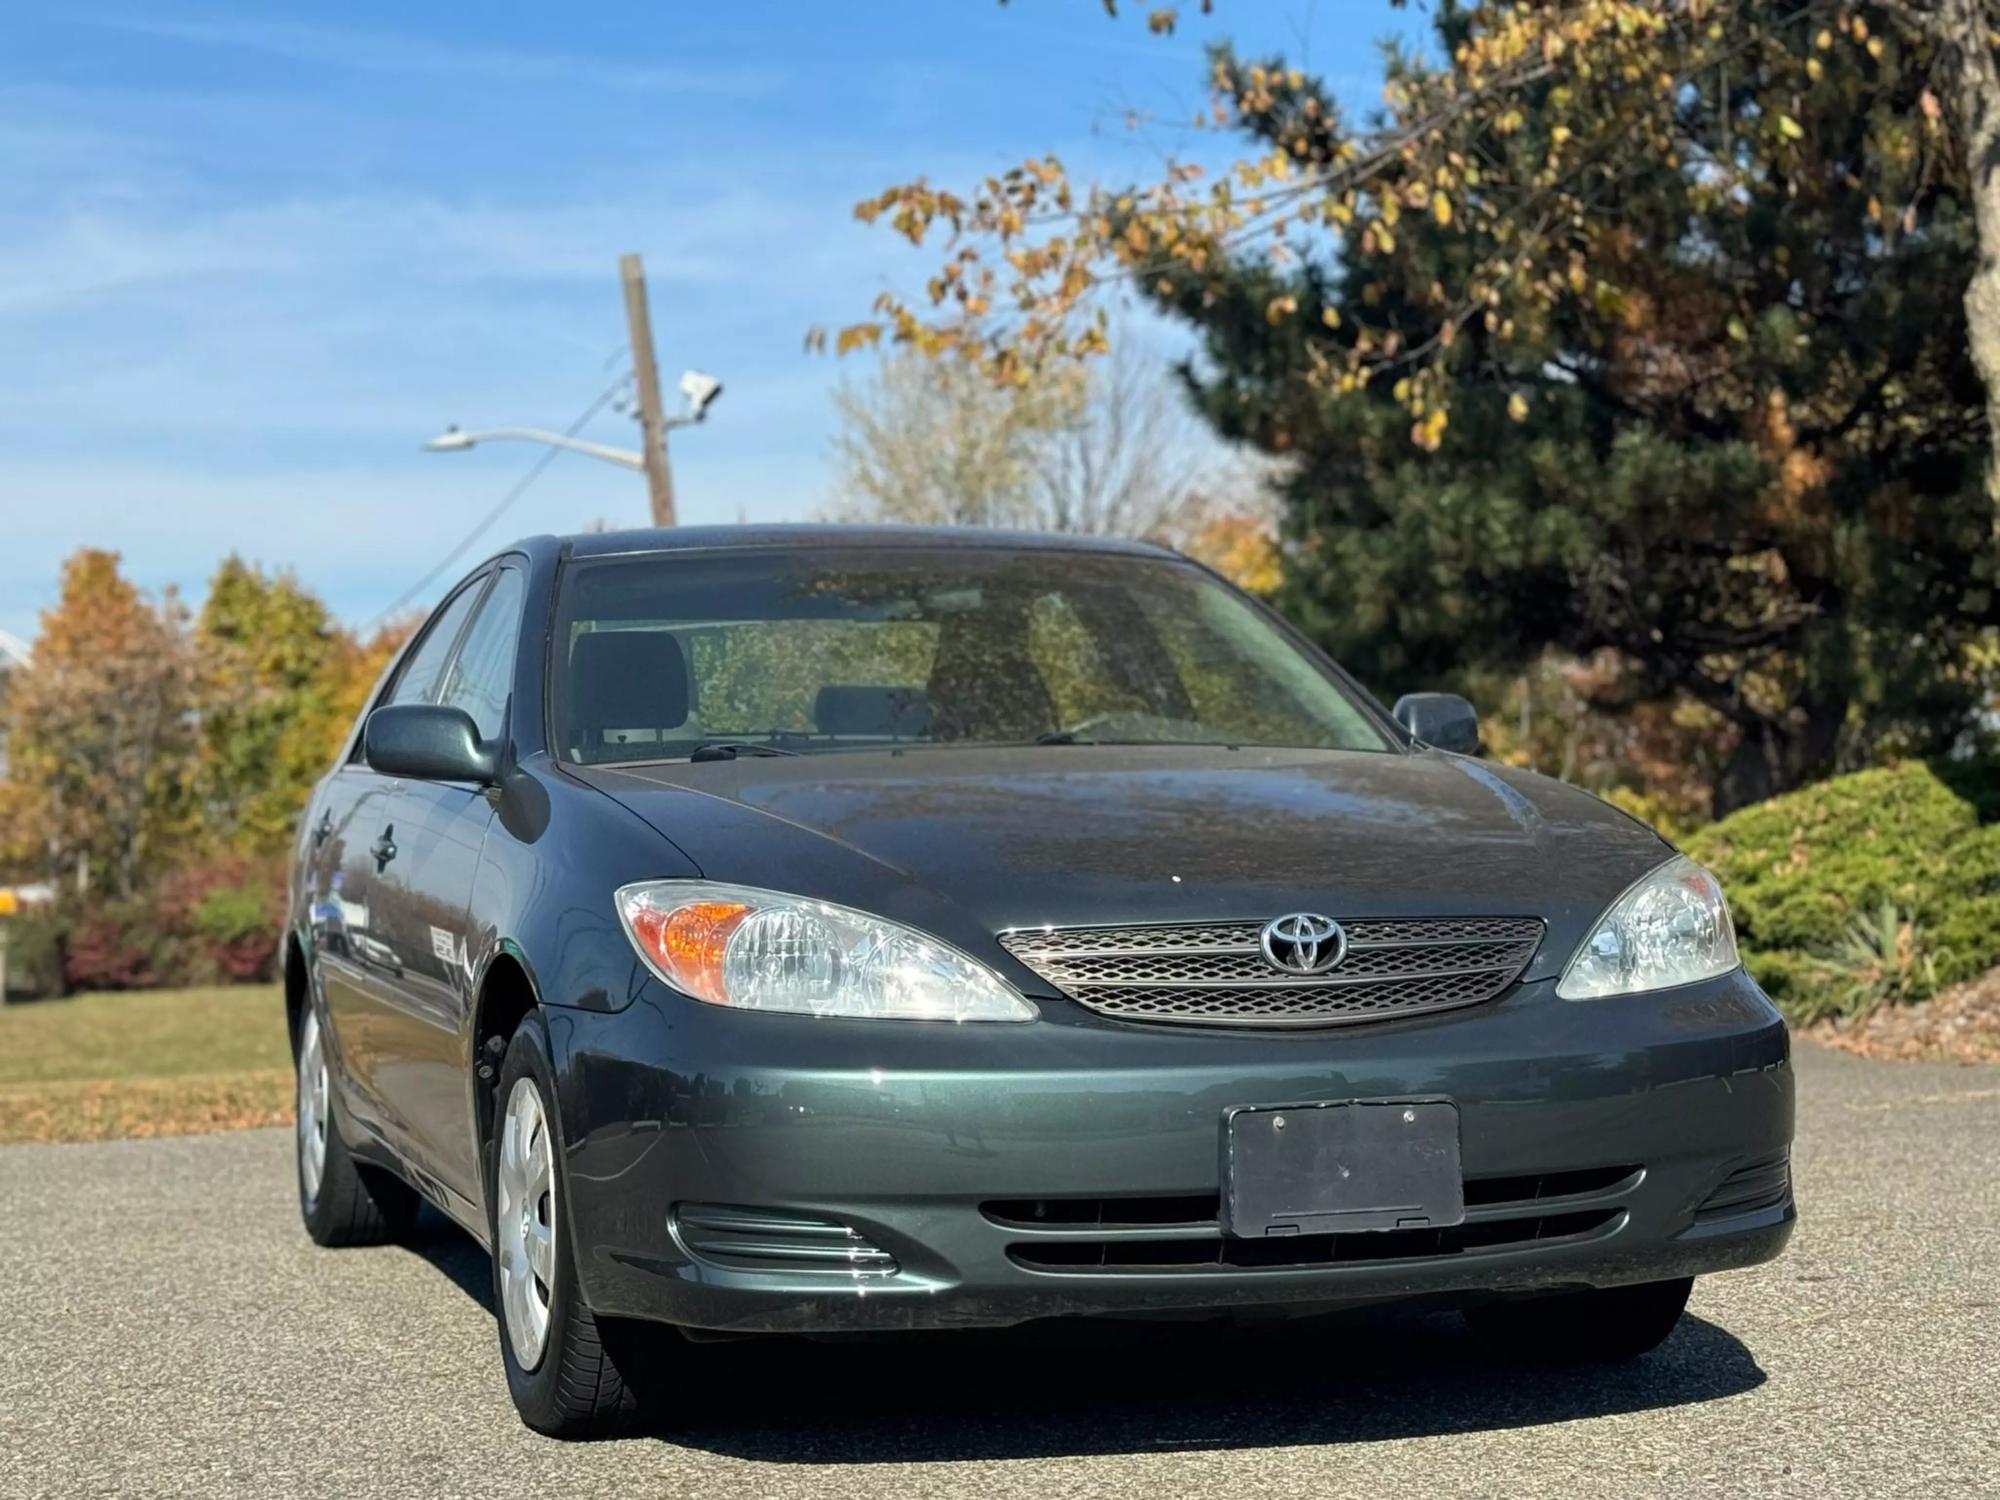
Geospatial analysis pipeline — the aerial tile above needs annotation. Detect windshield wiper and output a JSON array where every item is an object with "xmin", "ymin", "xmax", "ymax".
[
  {"xmin": 687, "ymin": 740, "xmax": 802, "ymax": 762},
  {"xmin": 1030, "ymin": 732, "xmax": 1245, "ymax": 749}
]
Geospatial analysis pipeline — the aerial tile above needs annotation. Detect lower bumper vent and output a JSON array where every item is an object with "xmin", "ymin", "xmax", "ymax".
[
  {"xmin": 1694, "ymin": 1150, "xmax": 1791, "ymax": 1223},
  {"xmin": 981, "ymin": 1165, "xmax": 1641, "ymax": 1233},
  {"xmin": 1009, "ymin": 1209, "xmax": 1622, "ymax": 1273},
  {"xmin": 994, "ymin": 1164, "xmax": 1639, "ymax": 1274},
  {"xmin": 672, "ymin": 1203, "xmax": 898, "ymax": 1277}
]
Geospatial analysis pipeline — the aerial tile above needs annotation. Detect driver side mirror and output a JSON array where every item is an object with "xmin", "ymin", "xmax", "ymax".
[
  {"xmin": 365, "ymin": 704, "xmax": 499, "ymax": 784},
  {"xmin": 1392, "ymin": 692, "xmax": 1482, "ymax": 755}
]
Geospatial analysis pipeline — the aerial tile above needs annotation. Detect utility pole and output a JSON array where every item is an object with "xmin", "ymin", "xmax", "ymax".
[{"xmin": 618, "ymin": 252, "xmax": 676, "ymax": 527}]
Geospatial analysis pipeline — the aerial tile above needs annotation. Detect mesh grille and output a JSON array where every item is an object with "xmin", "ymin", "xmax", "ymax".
[{"xmin": 1001, "ymin": 916, "xmax": 1542, "ymax": 1028}]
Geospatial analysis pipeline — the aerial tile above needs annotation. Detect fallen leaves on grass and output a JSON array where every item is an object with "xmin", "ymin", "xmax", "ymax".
[
  {"xmin": 1805, "ymin": 967, "xmax": 2000, "ymax": 1065},
  {"xmin": 0, "ymin": 1068, "xmax": 294, "ymax": 1145}
]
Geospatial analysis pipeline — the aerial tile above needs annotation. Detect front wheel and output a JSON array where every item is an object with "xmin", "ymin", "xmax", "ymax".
[
  {"xmin": 1462, "ymin": 1276, "xmax": 1694, "ymax": 1362},
  {"xmin": 489, "ymin": 1022, "xmax": 659, "ymax": 1438},
  {"xmin": 296, "ymin": 1006, "xmax": 419, "ymax": 1246}
]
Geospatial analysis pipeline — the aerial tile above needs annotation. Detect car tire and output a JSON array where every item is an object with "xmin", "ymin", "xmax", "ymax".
[
  {"xmin": 1462, "ymin": 1275, "xmax": 1694, "ymax": 1362},
  {"xmin": 488, "ymin": 1020, "xmax": 655, "ymax": 1439},
  {"xmin": 296, "ymin": 1005, "xmax": 420, "ymax": 1247}
]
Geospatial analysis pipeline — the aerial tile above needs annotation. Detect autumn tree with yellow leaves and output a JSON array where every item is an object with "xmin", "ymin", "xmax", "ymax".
[
  {"xmin": 0, "ymin": 551, "xmax": 413, "ymax": 989},
  {"xmin": 0, "ymin": 551, "xmax": 193, "ymax": 898}
]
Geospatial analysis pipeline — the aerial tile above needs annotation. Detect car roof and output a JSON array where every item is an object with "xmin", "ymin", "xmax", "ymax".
[{"xmin": 542, "ymin": 523, "xmax": 1181, "ymax": 561}]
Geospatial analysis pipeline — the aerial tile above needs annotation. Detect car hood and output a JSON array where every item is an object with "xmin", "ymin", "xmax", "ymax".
[{"xmin": 570, "ymin": 746, "xmax": 1671, "ymax": 989}]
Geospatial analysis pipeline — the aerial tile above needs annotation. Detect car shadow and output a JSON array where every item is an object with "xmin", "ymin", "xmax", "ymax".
[
  {"xmin": 399, "ymin": 1206, "xmax": 495, "ymax": 1316},
  {"xmin": 662, "ymin": 1310, "xmax": 1765, "ymax": 1462},
  {"xmin": 397, "ymin": 1208, "xmax": 1766, "ymax": 1462}
]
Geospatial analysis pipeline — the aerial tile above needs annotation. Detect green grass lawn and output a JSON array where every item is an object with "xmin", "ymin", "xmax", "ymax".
[{"xmin": 0, "ymin": 985, "xmax": 292, "ymax": 1144}]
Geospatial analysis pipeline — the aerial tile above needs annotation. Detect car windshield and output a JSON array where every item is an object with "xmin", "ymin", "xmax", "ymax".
[{"xmin": 551, "ymin": 546, "xmax": 1393, "ymax": 764}]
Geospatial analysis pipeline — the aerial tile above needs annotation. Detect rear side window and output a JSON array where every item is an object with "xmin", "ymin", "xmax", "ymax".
[
  {"xmin": 438, "ymin": 567, "xmax": 526, "ymax": 739},
  {"xmin": 387, "ymin": 578, "xmax": 485, "ymax": 708}
]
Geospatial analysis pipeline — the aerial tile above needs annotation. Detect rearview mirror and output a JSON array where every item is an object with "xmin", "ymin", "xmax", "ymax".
[
  {"xmin": 365, "ymin": 704, "xmax": 498, "ymax": 784},
  {"xmin": 1392, "ymin": 692, "xmax": 1482, "ymax": 755}
]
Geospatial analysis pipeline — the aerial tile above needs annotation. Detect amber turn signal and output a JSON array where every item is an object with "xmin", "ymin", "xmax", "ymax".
[{"xmin": 624, "ymin": 899, "xmax": 751, "ymax": 1004}]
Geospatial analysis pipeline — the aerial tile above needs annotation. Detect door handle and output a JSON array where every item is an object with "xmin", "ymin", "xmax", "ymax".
[
  {"xmin": 370, "ymin": 826, "xmax": 398, "ymax": 871},
  {"xmin": 312, "ymin": 810, "xmax": 333, "ymax": 847}
]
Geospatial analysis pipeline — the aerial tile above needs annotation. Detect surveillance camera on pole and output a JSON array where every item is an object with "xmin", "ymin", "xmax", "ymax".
[
  {"xmin": 425, "ymin": 257, "xmax": 724, "ymax": 528},
  {"xmin": 672, "ymin": 370, "xmax": 723, "ymax": 428}
]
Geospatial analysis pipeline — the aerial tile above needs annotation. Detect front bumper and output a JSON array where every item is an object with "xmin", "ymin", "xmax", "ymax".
[{"xmin": 545, "ymin": 969, "xmax": 1794, "ymax": 1334}]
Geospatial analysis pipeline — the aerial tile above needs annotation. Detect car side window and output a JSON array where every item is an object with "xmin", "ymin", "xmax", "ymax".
[
  {"xmin": 386, "ymin": 576, "xmax": 487, "ymax": 709},
  {"xmin": 437, "ymin": 565, "xmax": 526, "ymax": 740}
]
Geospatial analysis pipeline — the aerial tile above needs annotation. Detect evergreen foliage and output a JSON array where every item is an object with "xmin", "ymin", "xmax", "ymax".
[
  {"xmin": 854, "ymin": 2, "xmax": 2000, "ymax": 815},
  {"xmin": 1140, "ymin": 19, "xmax": 1995, "ymax": 812},
  {"xmin": 1686, "ymin": 761, "xmax": 2000, "ymax": 1015}
]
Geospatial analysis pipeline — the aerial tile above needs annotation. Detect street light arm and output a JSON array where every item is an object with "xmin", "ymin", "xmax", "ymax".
[{"xmin": 423, "ymin": 427, "xmax": 646, "ymax": 471}]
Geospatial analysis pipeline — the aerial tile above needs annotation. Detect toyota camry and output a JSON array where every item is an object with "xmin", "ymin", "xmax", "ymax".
[{"xmin": 286, "ymin": 526, "xmax": 1794, "ymax": 1437}]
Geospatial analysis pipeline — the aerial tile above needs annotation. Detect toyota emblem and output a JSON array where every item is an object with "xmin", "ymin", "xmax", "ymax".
[{"xmin": 1259, "ymin": 912, "xmax": 1348, "ymax": 976}]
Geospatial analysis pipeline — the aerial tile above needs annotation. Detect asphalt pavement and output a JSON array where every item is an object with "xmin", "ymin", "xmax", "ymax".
[{"xmin": 2, "ymin": 1041, "xmax": 1995, "ymax": 1499}]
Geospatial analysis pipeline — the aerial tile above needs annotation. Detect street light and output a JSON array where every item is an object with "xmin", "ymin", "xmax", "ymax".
[
  {"xmin": 424, "ymin": 369, "xmax": 725, "ymax": 473},
  {"xmin": 422, "ymin": 426, "xmax": 645, "ymax": 470}
]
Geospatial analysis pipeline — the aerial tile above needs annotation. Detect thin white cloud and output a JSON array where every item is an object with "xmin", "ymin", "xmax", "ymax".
[
  {"xmin": 67, "ymin": 12, "xmax": 785, "ymax": 98},
  {"xmin": 0, "ymin": 1, "xmax": 1373, "ymax": 647},
  {"xmin": 0, "ymin": 178, "xmax": 821, "ymax": 318}
]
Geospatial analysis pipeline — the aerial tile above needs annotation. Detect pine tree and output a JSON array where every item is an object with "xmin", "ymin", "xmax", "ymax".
[
  {"xmin": 1148, "ymin": 26, "xmax": 1992, "ymax": 810},
  {"xmin": 847, "ymin": 2, "xmax": 1998, "ymax": 811}
]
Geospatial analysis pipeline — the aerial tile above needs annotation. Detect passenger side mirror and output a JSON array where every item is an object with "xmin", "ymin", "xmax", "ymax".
[
  {"xmin": 365, "ymin": 704, "xmax": 499, "ymax": 784},
  {"xmin": 1392, "ymin": 692, "xmax": 1482, "ymax": 755}
]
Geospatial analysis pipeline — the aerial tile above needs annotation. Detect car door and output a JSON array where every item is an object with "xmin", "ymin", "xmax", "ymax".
[
  {"xmin": 366, "ymin": 561, "xmax": 527, "ymax": 1201},
  {"xmin": 301, "ymin": 760, "xmax": 399, "ymax": 1145},
  {"xmin": 320, "ymin": 571, "xmax": 488, "ymax": 1136}
]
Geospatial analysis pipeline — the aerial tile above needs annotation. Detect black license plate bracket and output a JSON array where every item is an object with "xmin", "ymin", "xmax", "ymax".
[{"xmin": 1221, "ymin": 1099, "xmax": 1464, "ymax": 1238}]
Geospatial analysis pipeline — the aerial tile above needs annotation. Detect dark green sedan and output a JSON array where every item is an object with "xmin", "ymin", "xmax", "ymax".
[{"xmin": 287, "ymin": 526, "xmax": 1793, "ymax": 1437}]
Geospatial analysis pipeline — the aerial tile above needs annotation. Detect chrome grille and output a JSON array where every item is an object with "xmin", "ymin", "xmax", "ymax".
[{"xmin": 1000, "ymin": 916, "xmax": 1543, "ymax": 1028}]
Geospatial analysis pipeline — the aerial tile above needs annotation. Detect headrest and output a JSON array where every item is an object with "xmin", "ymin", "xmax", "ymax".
[
  {"xmin": 568, "ymin": 630, "xmax": 689, "ymax": 737},
  {"xmin": 926, "ymin": 609, "xmax": 1055, "ymax": 741},
  {"xmin": 814, "ymin": 684, "xmax": 931, "ymax": 739}
]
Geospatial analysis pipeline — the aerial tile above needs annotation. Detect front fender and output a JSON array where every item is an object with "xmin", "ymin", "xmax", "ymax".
[{"xmin": 465, "ymin": 756, "xmax": 702, "ymax": 1018}]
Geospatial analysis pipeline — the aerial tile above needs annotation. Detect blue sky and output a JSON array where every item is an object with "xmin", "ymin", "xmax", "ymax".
[{"xmin": 0, "ymin": 0, "xmax": 1412, "ymax": 643}]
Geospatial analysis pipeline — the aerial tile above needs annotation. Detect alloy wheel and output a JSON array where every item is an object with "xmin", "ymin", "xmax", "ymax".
[
  {"xmin": 496, "ymin": 1076, "xmax": 557, "ymax": 1370},
  {"xmin": 296, "ymin": 1009, "xmax": 329, "ymax": 1206}
]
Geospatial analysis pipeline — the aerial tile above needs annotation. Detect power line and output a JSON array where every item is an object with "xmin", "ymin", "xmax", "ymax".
[{"xmin": 366, "ymin": 378, "xmax": 624, "ymax": 633}]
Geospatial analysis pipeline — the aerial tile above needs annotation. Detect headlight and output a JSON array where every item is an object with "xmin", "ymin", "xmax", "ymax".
[
  {"xmin": 1556, "ymin": 855, "xmax": 1740, "ymax": 1000},
  {"xmin": 613, "ymin": 880, "xmax": 1037, "ymax": 1023}
]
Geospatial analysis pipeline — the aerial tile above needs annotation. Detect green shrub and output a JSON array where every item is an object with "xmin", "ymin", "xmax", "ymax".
[
  {"xmin": 0, "ymin": 904, "xmax": 67, "ymax": 998},
  {"xmin": 1793, "ymin": 900, "xmax": 1947, "ymax": 1025},
  {"xmin": 189, "ymin": 881, "xmax": 280, "ymax": 982},
  {"xmin": 24, "ymin": 855, "xmax": 284, "ymax": 993},
  {"xmin": 1741, "ymin": 948, "xmax": 1813, "ymax": 1007},
  {"xmin": 157, "ymin": 855, "xmax": 283, "ymax": 985},
  {"xmin": 1599, "ymin": 785, "xmax": 1702, "ymax": 843},
  {"xmin": 1685, "ymin": 761, "xmax": 2000, "ymax": 1021},
  {"xmin": 59, "ymin": 891, "xmax": 185, "ymax": 991}
]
